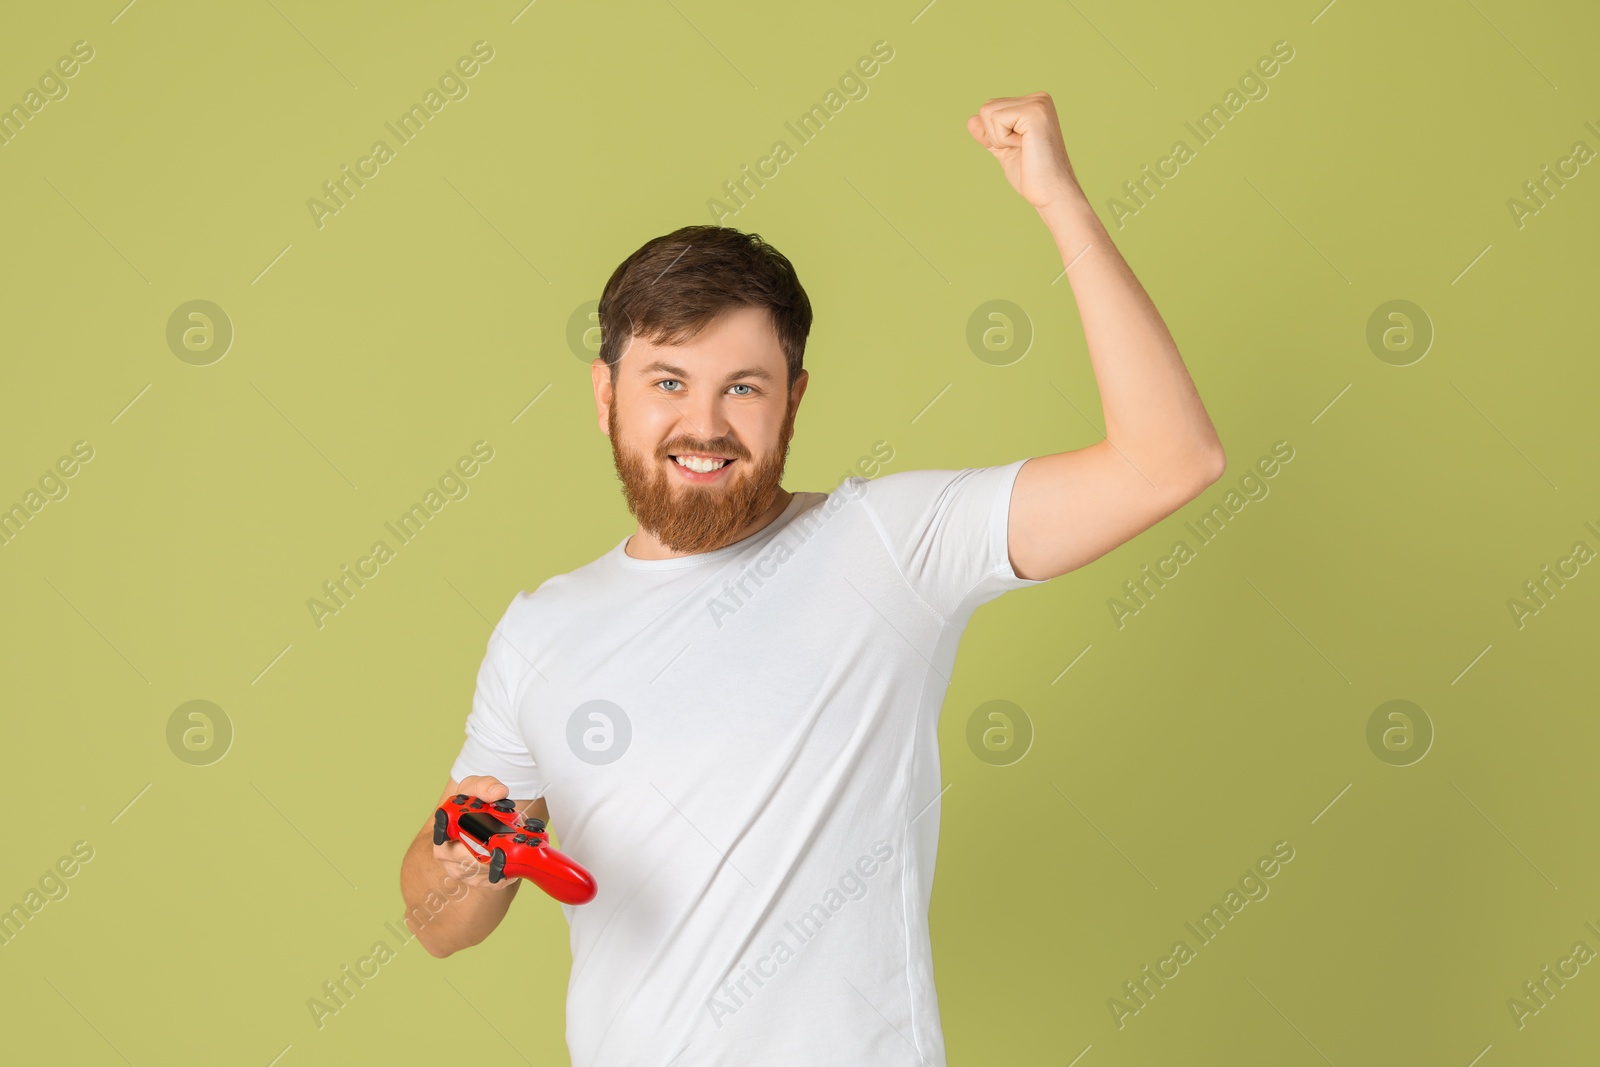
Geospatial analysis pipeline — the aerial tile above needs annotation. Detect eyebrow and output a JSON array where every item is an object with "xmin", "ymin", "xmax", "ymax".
[{"xmin": 636, "ymin": 359, "xmax": 775, "ymax": 384}]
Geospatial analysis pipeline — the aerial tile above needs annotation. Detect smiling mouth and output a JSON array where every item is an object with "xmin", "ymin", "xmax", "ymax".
[{"xmin": 669, "ymin": 454, "xmax": 736, "ymax": 474}]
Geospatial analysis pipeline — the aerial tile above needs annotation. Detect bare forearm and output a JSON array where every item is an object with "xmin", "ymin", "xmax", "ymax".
[
  {"xmin": 400, "ymin": 831, "xmax": 519, "ymax": 957},
  {"xmin": 1037, "ymin": 188, "xmax": 1224, "ymax": 485}
]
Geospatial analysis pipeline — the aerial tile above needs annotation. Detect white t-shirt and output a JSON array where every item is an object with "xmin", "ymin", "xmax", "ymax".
[{"xmin": 450, "ymin": 459, "xmax": 1044, "ymax": 1066}]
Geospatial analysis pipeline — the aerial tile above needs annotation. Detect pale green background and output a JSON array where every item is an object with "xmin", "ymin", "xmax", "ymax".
[{"xmin": 3, "ymin": 1, "xmax": 1598, "ymax": 1064}]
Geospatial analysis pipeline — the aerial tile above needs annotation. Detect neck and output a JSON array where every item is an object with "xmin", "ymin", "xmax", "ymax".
[{"xmin": 625, "ymin": 488, "xmax": 794, "ymax": 560}]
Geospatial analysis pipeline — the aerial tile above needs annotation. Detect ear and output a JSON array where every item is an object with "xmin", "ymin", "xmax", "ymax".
[
  {"xmin": 789, "ymin": 369, "xmax": 809, "ymax": 410},
  {"xmin": 591, "ymin": 358, "xmax": 613, "ymax": 435}
]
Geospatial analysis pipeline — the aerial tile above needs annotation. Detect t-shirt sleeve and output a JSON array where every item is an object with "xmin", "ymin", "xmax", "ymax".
[
  {"xmin": 448, "ymin": 595, "xmax": 547, "ymax": 799},
  {"xmin": 854, "ymin": 457, "xmax": 1048, "ymax": 624}
]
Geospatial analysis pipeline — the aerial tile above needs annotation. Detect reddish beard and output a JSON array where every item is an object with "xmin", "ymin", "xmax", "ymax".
[{"xmin": 607, "ymin": 390, "xmax": 796, "ymax": 554}]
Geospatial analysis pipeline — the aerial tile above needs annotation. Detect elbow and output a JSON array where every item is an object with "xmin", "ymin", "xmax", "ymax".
[
  {"xmin": 413, "ymin": 922, "xmax": 466, "ymax": 959},
  {"xmin": 1169, "ymin": 447, "xmax": 1226, "ymax": 506},
  {"xmin": 403, "ymin": 911, "xmax": 449, "ymax": 958}
]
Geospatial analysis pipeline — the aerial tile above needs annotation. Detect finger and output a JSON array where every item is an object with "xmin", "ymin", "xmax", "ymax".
[
  {"xmin": 459, "ymin": 774, "xmax": 509, "ymax": 801},
  {"xmin": 990, "ymin": 103, "xmax": 1034, "ymax": 147},
  {"xmin": 447, "ymin": 856, "xmax": 490, "ymax": 887},
  {"xmin": 979, "ymin": 94, "xmax": 1035, "ymax": 115},
  {"xmin": 983, "ymin": 110, "xmax": 1014, "ymax": 152},
  {"xmin": 978, "ymin": 99, "xmax": 1026, "ymax": 147},
  {"xmin": 968, "ymin": 114, "xmax": 1008, "ymax": 159},
  {"xmin": 434, "ymin": 839, "xmax": 481, "ymax": 872},
  {"xmin": 966, "ymin": 114, "xmax": 991, "ymax": 147}
]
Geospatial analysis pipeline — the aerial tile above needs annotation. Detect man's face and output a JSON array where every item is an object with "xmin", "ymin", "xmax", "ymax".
[{"xmin": 593, "ymin": 305, "xmax": 808, "ymax": 554}]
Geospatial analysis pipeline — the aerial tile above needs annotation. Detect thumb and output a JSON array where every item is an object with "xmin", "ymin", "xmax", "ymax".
[{"xmin": 966, "ymin": 115, "xmax": 992, "ymax": 148}]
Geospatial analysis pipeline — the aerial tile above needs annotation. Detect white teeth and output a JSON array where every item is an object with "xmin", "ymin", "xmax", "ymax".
[{"xmin": 673, "ymin": 455, "xmax": 729, "ymax": 473}]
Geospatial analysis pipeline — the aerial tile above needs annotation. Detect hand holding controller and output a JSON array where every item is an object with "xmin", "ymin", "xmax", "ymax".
[{"xmin": 434, "ymin": 791, "xmax": 597, "ymax": 905}]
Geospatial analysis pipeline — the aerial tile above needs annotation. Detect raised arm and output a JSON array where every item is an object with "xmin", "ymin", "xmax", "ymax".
[{"xmin": 967, "ymin": 92, "xmax": 1226, "ymax": 582}]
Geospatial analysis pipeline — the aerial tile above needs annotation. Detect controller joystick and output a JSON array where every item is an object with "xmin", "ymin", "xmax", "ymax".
[{"xmin": 434, "ymin": 795, "xmax": 597, "ymax": 905}]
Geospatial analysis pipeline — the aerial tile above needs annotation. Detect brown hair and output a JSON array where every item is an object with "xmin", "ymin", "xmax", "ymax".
[{"xmin": 597, "ymin": 225, "xmax": 812, "ymax": 387}]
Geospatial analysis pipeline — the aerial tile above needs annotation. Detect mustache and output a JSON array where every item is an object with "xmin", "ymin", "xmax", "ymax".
[{"xmin": 661, "ymin": 441, "xmax": 751, "ymax": 460}]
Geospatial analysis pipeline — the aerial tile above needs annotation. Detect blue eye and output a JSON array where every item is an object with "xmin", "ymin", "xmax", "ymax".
[{"xmin": 655, "ymin": 380, "xmax": 756, "ymax": 395}]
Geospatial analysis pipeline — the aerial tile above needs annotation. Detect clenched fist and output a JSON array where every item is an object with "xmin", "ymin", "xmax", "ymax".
[{"xmin": 967, "ymin": 92, "xmax": 1081, "ymax": 211}]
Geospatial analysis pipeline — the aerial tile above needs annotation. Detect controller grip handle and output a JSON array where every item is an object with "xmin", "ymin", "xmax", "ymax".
[{"xmin": 512, "ymin": 850, "xmax": 597, "ymax": 906}]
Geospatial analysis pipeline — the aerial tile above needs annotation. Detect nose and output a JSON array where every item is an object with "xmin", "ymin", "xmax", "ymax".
[{"xmin": 675, "ymin": 390, "xmax": 735, "ymax": 450}]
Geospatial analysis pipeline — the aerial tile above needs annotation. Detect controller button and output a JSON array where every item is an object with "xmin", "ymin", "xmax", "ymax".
[
  {"xmin": 513, "ymin": 834, "xmax": 529, "ymax": 844},
  {"xmin": 469, "ymin": 799, "xmax": 483, "ymax": 809},
  {"xmin": 492, "ymin": 798, "xmax": 516, "ymax": 813},
  {"xmin": 525, "ymin": 819, "xmax": 546, "ymax": 833},
  {"xmin": 452, "ymin": 794, "xmax": 468, "ymax": 804}
]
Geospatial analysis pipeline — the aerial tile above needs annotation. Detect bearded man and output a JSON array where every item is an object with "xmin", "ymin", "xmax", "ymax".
[{"xmin": 401, "ymin": 92, "xmax": 1226, "ymax": 1066}]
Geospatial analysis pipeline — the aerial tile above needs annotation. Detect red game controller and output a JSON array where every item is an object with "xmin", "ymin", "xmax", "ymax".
[{"xmin": 434, "ymin": 794, "xmax": 597, "ymax": 905}]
